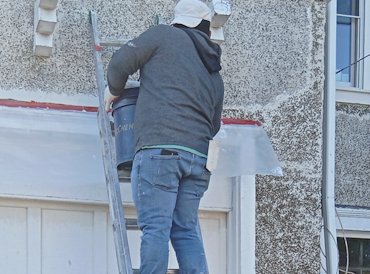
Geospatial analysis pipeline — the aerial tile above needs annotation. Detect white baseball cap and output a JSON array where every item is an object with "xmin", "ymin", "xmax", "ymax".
[{"xmin": 171, "ymin": 0, "xmax": 213, "ymax": 28}]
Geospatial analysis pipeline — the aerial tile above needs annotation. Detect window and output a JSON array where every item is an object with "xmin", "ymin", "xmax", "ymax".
[
  {"xmin": 338, "ymin": 237, "xmax": 370, "ymax": 274},
  {"xmin": 336, "ymin": 0, "xmax": 360, "ymax": 86},
  {"xmin": 336, "ymin": 0, "xmax": 370, "ymax": 104}
]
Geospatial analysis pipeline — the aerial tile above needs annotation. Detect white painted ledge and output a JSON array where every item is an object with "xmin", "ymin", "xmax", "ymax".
[
  {"xmin": 336, "ymin": 207, "xmax": 370, "ymax": 238},
  {"xmin": 336, "ymin": 87, "xmax": 370, "ymax": 105}
]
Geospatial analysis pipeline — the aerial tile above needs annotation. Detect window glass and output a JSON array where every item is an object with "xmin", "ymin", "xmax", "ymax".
[
  {"xmin": 364, "ymin": 239, "xmax": 370, "ymax": 267},
  {"xmin": 337, "ymin": 0, "xmax": 359, "ymax": 16},
  {"xmin": 336, "ymin": 0, "xmax": 359, "ymax": 85},
  {"xmin": 336, "ymin": 16, "xmax": 352, "ymax": 82},
  {"xmin": 349, "ymin": 239, "xmax": 362, "ymax": 267},
  {"xmin": 338, "ymin": 237, "xmax": 370, "ymax": 274}
]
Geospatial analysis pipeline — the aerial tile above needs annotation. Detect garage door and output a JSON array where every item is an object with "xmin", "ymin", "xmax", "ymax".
[{"xmin": 0, "ymin": 199, "xmax": 227, "ymax": 274}]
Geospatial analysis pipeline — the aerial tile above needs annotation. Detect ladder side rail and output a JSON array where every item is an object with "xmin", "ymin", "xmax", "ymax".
[{"xmin": 90, "ymin": 11, "xmax": 133, "ymax": 274}]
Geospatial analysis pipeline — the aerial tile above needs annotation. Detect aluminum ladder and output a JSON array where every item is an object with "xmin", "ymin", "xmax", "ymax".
[{"xmin": 89, "ymin": 10, "xmax": 132, "ymax": 274}]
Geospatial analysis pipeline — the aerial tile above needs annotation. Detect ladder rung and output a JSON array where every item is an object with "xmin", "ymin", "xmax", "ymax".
[{"xmin": 100, "ymin": 38, "xmax": 131, "ymax": 47}]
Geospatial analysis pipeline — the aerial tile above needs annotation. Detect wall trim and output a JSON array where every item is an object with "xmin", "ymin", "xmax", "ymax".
[
  {"xmin": 336, "ymin": 87, "xmax": 370, "ymax": 105},
  {"xmin": 336, "ymin": 206, "xmax": 370, "ymax": 237}
]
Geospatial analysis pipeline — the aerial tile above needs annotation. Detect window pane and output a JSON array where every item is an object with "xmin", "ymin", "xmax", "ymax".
[
  {"xmin": 348, "ymin": 239, "xmax": 361, "ymax": 267},
  {"xmin": 337, "ymin": 0, "xmax": 359, "ymax": 16},
  {"xmin": 363, "ymin": 239, "xmax": 370, "ymax": 267},
  {"xmin": 338, "ymin": 238, "xmax": 362, "ymax": 267},
  {"xmin": 336, "ymin": 16, "xmax": 352, "ymax": 82},
  {"xmin": 339, "ymin": 238, "xmax": 347, "ymax": 267},
  {"xmin": 337, "ymin": 238, "xmax": 347, "ymax": 269}
]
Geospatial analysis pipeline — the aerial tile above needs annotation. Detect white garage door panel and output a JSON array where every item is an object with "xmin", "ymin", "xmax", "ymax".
[
  {"xmin": 42, "ymin": 209, "xmax": 94, "ymax": 274},
  {"xmin": 0, "ymin": 206, "xmax": 27, "ymax": 274},
  {"xmin": 200, "ymin": 212, "xmax": 227, "ymax": 274},
  {"xmin": 0, "ymin": 200, "xmax": 228, "ymax": 274},
  {"xmin": 108, "ymin": 211, "xmax": 227, "ymax": 274}
]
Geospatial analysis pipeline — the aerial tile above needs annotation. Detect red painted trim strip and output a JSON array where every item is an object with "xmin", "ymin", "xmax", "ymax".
[
  {"xmin": 221, "ymin": 118, "xmax": 262, "ymax": 126},
  {"xmin": 0, "ymin": 100, "xmax": 262, "ymax": 126},
  {"xmin": 0, "ymin": 99, "xmax": 98, "ymax": 112}
]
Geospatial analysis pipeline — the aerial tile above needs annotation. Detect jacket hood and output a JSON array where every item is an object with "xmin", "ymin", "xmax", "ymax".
[{"xmin": 180, "ymin": 28, "xmax": 222, "ymax": 73}]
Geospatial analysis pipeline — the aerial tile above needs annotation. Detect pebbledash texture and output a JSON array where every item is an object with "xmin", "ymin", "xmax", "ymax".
[
  {"xmin": 0, "ymin": 0, "xmax": 330, "ymax": 273},
  {"xmin": 335, "ymin": 103, "xmax": 370, "ymax": 208}
]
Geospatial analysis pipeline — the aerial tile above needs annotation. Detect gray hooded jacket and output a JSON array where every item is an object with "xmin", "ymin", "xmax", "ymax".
[{"xmin": 107, "ymin": 24, "xmax": 224, "ymax": 155}]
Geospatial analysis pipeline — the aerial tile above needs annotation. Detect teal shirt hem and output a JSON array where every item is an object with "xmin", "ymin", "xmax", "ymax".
[{"xmin": 141, "ymin": 145, "xmax": 207, "ymax": 158}]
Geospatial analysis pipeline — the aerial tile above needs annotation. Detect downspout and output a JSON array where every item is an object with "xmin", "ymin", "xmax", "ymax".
[{"xmin": 322, "ymin": 0, "xmax": 338, "ymax": 273}]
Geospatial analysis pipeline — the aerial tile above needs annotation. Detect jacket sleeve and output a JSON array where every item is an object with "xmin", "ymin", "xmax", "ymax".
[
  {"xmin": 107, "ymin": 27, "xmax": 160, "ymax": 96},
  {"xmin": 212, "ymin": 97, "xmax": 223, "ymax": 136},
  {"xmin": 212, "ymin": 78, "xmax": 224, "ymax": 136}
]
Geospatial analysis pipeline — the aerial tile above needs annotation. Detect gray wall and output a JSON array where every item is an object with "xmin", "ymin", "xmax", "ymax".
[
  {"xmin": 335, "ymin": 103, "xmax": 370, "ymax": 207},
  {"xmin": 222, "ymin": 0, "xmax": 325, "ymax": 272},
  {"xmin": 0, "ymin": 0, "xmax": 326, "ymax": 273}
]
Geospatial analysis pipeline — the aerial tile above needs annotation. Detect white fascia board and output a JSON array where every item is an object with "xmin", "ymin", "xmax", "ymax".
[
  {"xmin": 0, "ymin": 107, "xmax": 233, "ymax": 210},
  {"xmin": 0, "ymin": 107, "xmax": 108, "ymax": 203},
  {"xmin": 0, "ymin": 106, "xmax": 98, "ymax": 135}
]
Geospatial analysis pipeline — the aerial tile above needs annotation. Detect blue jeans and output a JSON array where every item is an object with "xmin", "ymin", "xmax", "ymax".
[{"xmin": 131, "ymin": 148, "xmax": 210, "ymax": 274}]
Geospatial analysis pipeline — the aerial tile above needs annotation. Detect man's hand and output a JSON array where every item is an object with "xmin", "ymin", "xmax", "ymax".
[{"xmin": 104, "ymin": 86, "xmax": 119, "ymax": 112}]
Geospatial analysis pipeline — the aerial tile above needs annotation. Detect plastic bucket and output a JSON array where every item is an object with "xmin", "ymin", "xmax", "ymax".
[{"xmin": 112, "ymin": 87, "xmax": 139, "ymax": 180}]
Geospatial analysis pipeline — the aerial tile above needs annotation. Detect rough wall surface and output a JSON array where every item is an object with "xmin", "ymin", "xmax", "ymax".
[
  {"xmin": 335, "ymin": 103, "xmax": 370, "ymax": 207},
  {"xmin": 222, "ymin": 0, "xmax": 325, "ymax": 273},
  {"xmin": 0, "ymin": 0, "xmax": 175, "ymax": 95},
  {"xmin": 0, "ymin": 0, "xmax": 325, "ymax": 273}
]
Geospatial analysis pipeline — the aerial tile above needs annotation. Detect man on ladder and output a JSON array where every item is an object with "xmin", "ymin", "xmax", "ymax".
[{"xmin": 104, "ymin": 0, "xmax": 224, "ymax": 273}]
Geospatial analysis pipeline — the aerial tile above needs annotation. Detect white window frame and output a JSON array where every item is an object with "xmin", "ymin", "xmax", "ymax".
[
  {"xmin": 336, "ymin": 207, "xmax": 370, "ymax": 239},
  {"xmin": 336, "ymin": 0, "xmax": 370, "ymax": 105}
]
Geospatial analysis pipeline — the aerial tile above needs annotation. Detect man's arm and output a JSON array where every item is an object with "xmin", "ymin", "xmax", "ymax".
[
  {"xmin": 212, "ymin": 94, "xmax": 224, "ymax": 136},
  {"xmin": 107, "ymin": 27, "xmax": 160, "ymax": 96}
]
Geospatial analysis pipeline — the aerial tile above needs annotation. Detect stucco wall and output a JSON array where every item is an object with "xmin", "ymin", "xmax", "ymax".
[
  {"xmin": 0, "ymin": 0, "xmax": 177, "ymax": 96},
  {"xmin": 335, "ymin": 103, "xmax": 370, "ymax": 207},
  {"xmin": 0, "ymin": 0, "xmax": 326, "ymax": 273},
  {"xmin": 221, "ymin": 0, "xmax": 325, "ymax": 272}
]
